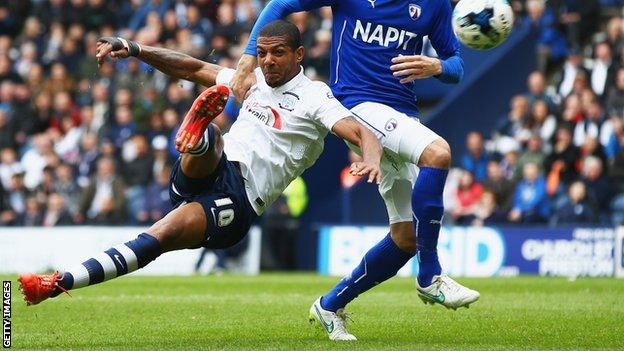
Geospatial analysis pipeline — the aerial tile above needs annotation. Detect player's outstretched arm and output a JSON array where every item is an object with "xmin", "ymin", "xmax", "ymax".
[
  {"xmin": 332, "ymin": 117, "xmax": 383, "ymax": 184},
  {"xmin": 96, "ymin": 37, "xmax": 222, "ymax": 87}
]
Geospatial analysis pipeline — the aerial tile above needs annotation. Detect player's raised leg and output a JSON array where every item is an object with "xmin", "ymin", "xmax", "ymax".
[
  {"xmin": 18, "ymin": 88, "xmax": 229, "ymax": 306},
  {"xmin": 413, "ymin": 138, "xmax": 479, "ymax": 309}
]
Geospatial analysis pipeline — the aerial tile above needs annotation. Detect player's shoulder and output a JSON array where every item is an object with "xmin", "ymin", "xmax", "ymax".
[{"xmin": 300, "ymin": 79, "xmax": 333, "ymax": 97}]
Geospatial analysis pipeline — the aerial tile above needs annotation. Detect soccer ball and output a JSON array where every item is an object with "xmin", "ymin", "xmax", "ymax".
[{"xmin": 452, "ymin": 0, "xmax": 514, "ymax": 50}]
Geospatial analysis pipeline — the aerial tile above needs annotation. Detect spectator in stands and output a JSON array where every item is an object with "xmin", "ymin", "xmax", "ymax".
[
  {"xmin": 76, "ymin": 157, "xmax": 126, "ymax": 225},
  {"xmin": 109, "ymin": 105, "xmax": 137, "ymax": 149},
  {"xmin": 518, "ymin": 134, "xmax": 546, "ymax": 176},
  {"xmin": 461, "ymin": 131, "xmax": 490, "ymax": 182},
  {"xmin": 54, "ymin": 162, "xmax": 80, "ymax": 216},
  {"xmin": 581, "ymin": 155, "xmax": 612, "ymax": 219},
  {"xmin": 509, "ymin": 162, "xmax": 550, "ymax": 223},
  {"xmin": 589, "ymin": 42, "xmax": 618, "ymax": 99},
  {"xmin": 483, "ymin": 159, "xmax": 515, "ymax": 212},
  {"xmin": 496, "ymin": 94, "xmax": 530, "ymax": 140},
  {"xmin": 604, "ymin": 16, "xmax": 623, "ymax": 62},
  {"xmin": 605, "ymin": 114, "xmax": 624, "ymax": 158},
  {"xmin": 573, "ymin": 98, "xmax": 608, "ymax": 147},
  {"xmin": 549, "ymin": 0, "xmax": 599, "ymax": 49},
  {"xmin": 606, "ymin": 68, "xmax": 624, "ymax": 113},
  {"xmin": 123, "ymin": 134, "xmax": 154, "ymax": 224},
  {"xmin": 610, "ymin": 146, "xmax": 624, "ymax": 224},
  {"xmin": 451, "ymin": 170, "xmax": 484, "ymax": 224},
  {"xmin": 525, "ymin": 71, "xmax": 556, "ymax": 110},
  {"xmin": 524, "ymin": 0, "xmax": 568, "ymax": 73},
  {"xmin": 76, "ymin": 132, "xmax": 100, "ymax": 188},
  {"xmin": 42, "ymin": 192, "xmax": 73, "ymax": 227},
  {"xmin": 0, "ymin": 180, "xmax": 16, "ymax": 226},
  {"xmin": 21, "ymin": 133, "xmax": 54, "ymax": 190},
  {"xmin": 20, "ymin": 196, "xmax": 43, "ymax": 226},
  {"xmin": 470, "ymin": 190, "xmax": 508, "ymax": 226},
  {"xmin": 544, "ymin": 127, "xmax": 579, "ymax": 191},
  {"xmin": 558, "ymin": 49, "xmax": 587, "ymax": 98},
  {"xmin": 33, "ymin": 165, "xmax": 56, "ymax": 205},
  {"xmin": 554, "ymin": 181, "xmax": 599, "ymax": 224},
  {"xmin": 139, "ymin": 165, "xmax": 172, "ymax": 224},
  {"xmin": 0, "ymin": 109, "xmax": 15, "ymax": 150},
  {"xmin": 523, "ymin": 99, "xmax": 558, "ymax": 144},
  {"xmin": 0, "ymin": 147, "xmax": 21, "ymax": 189}
]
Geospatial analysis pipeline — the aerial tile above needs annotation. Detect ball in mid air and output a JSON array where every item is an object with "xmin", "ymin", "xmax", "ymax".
[{"xmin": 452, "ymin": 0, "xmax": 514, "ymax": 50}]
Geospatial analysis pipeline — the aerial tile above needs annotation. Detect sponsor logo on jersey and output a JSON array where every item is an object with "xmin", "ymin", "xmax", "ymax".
[
  {"xmin": 244, "ymin": 100, "xmax": 283, "ymax": 129},
  {"xmin": 384, "ymin": 118, "xmax": 397, "ymax": 131},
  {"xmin": 409, "ymin": 4, "xmax": 422, "ymax": 20},
  {"xmin": 353, "ymin": 19, "xmax": 419, "ymax": 50}
]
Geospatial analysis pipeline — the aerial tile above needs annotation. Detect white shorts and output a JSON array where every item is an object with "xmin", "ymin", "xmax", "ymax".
[{"xmin": 349, "ymin": 102, "xmax": 440, "ymax": 224}]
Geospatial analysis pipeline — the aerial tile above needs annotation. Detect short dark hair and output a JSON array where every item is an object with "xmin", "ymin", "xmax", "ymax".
[{"xmin": 258, "ymin": 20, "xmax": 302, "ymax": 50}]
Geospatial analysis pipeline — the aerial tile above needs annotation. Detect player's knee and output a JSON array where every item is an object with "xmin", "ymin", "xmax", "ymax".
[
  {"xmin": 419, "ymin": 139, "xmax": 451, "ymax": 169},
  {"xmin": 148, "ymin": 217, "xmax": 185, "ymax": 250},
  {"xmin": 390, "ymin": 222, "xmax": 416, "ymax": 255}
]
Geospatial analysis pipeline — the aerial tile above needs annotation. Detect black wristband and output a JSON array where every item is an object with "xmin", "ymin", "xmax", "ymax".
[{"xmin": 97, "ymin": 36, "xmax": 141, "ymax": 57}]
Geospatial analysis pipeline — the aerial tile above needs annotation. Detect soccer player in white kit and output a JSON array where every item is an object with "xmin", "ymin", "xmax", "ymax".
[{"xmin": 18, "ymin": 21, "xmax": 383, "ymax": 310}]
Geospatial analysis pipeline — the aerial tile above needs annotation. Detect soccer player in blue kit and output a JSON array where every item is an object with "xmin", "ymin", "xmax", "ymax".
[{"xmin": 231, "ymin": 0, "xmax": 480, "ymax": 340}]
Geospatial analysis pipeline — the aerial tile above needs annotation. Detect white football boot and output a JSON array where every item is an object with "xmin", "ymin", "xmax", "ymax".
[
  {"xmin": 416, "ymin": 274, "xmax": 480, "ymax": 310},
  {"xmin": 308, "ymin": 297, "xmax": 357, "ymax": 341}
]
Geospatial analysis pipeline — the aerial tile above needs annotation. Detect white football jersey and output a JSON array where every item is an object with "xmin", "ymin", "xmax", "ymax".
[{"xmin": 216, "ymin": 67, "xmax": 351, "ymax": 214}]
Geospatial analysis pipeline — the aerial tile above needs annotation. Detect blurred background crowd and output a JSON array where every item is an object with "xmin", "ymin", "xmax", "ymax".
[{"xmin": 0, "ymin": 0, "xmax": 623, "ymax": 230}]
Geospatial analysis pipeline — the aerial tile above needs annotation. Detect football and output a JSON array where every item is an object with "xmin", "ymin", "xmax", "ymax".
[{"xmin": 452, "ymin": 0, "xmax": 514, "ymax": 50}]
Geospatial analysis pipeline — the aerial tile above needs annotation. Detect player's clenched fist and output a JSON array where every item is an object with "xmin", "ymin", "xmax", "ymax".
[
  {"xmin": 390, "ymin": 55, "xmax": 443, "ymax": 84},
  {"xmin": 231, "ymin": 54, "xmax": 257, "ymax": 102},
  {"xmin": 350, "ymin": 161, "xmax": 381, "ymax": 184},
  {"xmin": 95, "ymin": 37, "xmax": 142, "ymax": 67}
]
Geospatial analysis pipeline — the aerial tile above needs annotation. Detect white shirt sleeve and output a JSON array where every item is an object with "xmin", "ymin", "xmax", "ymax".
[
  {"xmin": 216, "ymin": 68, "xmax": 236, "ymax": 86},
  {"xmin": 309, "ymin": 82, "xmax": 351, "ymax": 131}
]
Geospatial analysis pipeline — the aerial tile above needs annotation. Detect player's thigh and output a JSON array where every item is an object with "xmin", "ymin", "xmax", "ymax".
[
  {"xmin": 350, "ymin": 102, "xmax": 440, "ymax": 165},
  {"xmin": 169, "ymin": 155, "xmax": 257, "ymax": 250},
  {"xmin": 148, "ymin": 202, "xmax": 208, "ymax": 252}
]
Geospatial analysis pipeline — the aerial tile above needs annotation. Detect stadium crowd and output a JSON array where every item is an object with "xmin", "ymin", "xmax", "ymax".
[
  {"xmin": 0, "ymin": 0, "xmax": 331, "ymax": 227},
  {"xmin": 1, "ymin": 0, "xmax": 624, "ymax": 227},
  {"xmin": 447, "ymin": 0, "xmax": 624, "ymax": 226}
]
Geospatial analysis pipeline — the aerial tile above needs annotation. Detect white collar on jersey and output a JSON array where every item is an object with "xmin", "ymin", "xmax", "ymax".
[{"xmin": 265, "ymin": 66, "xmax": 305, "ymax": 94}]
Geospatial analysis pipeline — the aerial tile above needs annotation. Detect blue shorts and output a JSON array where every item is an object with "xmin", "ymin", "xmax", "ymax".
[{"xmin": 169, "ymin": 153, "xmax": 257, "ymax": 249}]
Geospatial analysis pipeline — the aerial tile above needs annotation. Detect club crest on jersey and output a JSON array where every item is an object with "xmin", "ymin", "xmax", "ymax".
[
  {"xmin": 279, "ymin": 91, "xmax": 298, "ymax": 112},
  {"xmin": 409, "ymin": 4, "xmax": 422, "ymax": 20},
  {"xmin": 385, "ymin": 118, "xmax": 398, "ymax": 131}
]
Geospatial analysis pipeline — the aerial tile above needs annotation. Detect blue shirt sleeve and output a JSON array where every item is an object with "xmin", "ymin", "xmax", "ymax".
[
  {"xmin": 244, "ymin": 0, "xmax": 336, "ymax": 55},
  {"xmin": 428, "ymin": 0, "xmax": 464, "ymax": 84}
]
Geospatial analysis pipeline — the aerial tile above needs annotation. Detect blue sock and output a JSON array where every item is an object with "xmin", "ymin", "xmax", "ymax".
[
  {"xmin": 56, "ymin": 233, "xmax": 162, "ymax": 294},
  {"xmin": 413, "ymin": 167, "xmax": 448, "ymax": 287},
  {"xmin": 321, "ymin": 234, "xmax": 413, "ymax": 312}
]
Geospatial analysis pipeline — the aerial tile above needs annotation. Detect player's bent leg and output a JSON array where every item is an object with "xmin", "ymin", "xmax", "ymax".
[
  {"xmin": 413, "ymin": 138, "xmax": 450, "ymax": 288},
  {"xmin": 413, "ymin": 138, "xmax": 479, "ymax": 309},
  {"xmin": 18, "ymin": 203, "xmax": 208, "ymax": 306},
  {"xmin": 144, "ymin": 202, "xmax": 208, "ymax": 252},
  {"xmin": 180, "ymin": 124, "xmax": 224, "ymax": 179}
]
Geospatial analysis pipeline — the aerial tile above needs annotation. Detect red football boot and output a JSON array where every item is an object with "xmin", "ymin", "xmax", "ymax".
[
  {"xmin": 175, "ymin": 84, "xmax": 230, "ymax": 152},
  {"xmin": 18, "ymin": 271, "xmax": 70, "ymax": 306}
]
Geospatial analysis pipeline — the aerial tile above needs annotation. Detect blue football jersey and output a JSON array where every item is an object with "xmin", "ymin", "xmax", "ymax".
[{"xmin": 245, "ymin": 0, "xmax": 463, "ymax": 117}]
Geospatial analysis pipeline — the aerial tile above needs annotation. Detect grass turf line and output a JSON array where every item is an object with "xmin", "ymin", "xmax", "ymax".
[{"xmin": 6, "ymin": 274, "xmax": 623, "ymax": 350}]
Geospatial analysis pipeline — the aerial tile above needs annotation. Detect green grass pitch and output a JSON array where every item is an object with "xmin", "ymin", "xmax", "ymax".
[{"xmin": 6, "ymin": 274, "xmax": 623, "ymax": 350}]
